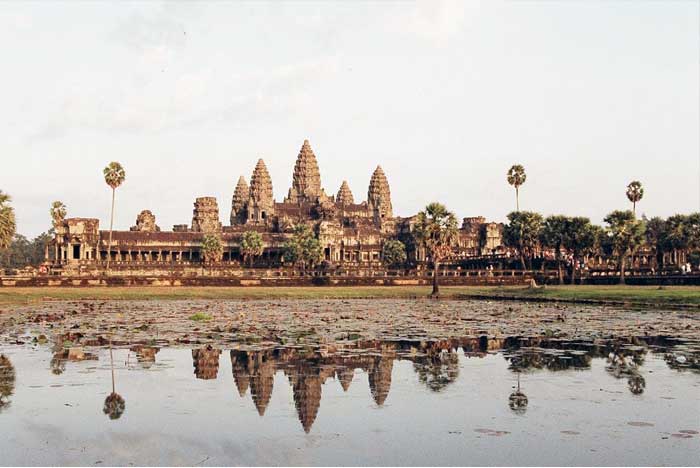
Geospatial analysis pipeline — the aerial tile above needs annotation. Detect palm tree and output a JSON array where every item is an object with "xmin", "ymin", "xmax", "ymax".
[
  {"xmin": 626, "ymin": 180, "xmax": 644, "ymax": 215},
  {"xmin": 540, "ymin": 215, "xmax": 569, "ymax": 284},
  {"xmin": 201, "ymin": 234, "xmax": 224, "ymax": 265},
  {"xmin": 103, "ymin": 332, "xmax": 125, "ymax": 420},
  {"xmin": 103, "ymin": 162, "xmax": 126, "ymax": 271},
  {"xmin": 413, "ymin": 202, "xmax": 458, "ymax": 298},
  {"xmin": 50, "ymin": 201, "xmax": 67, "ymax": 229},
  {"xmin": 240, "ymin": 230, "xmax": 264, "ymax": 267},
  {"xmin": 604, "ymin": 210, "xmax": 645, "ymax": 284},
  {"xmin": 507, "ymin": 164, "xmax": 526, "ymax": 211},
  {"xmin": 0, "ymin": 191, "xmax": 16, "ymax": 250}
]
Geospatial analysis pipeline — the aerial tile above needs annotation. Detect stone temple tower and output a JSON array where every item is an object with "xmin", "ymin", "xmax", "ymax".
[
  {"xmin": 191, "ymin": 197, "xmax": 223, "ymax": 233},
  {"xmin": 230, "ymin": 176, "xmax": 249, "ymax": 225},
  {"xmin": 247, "ymin": 159, "xmax": 274, "ymax": 224},
  {"xmin": 336, "ymin": 180, "xmax": 354, "ymax": 205},
  {"xmin": 367, "ymin": 165, "xmax": 393, "ymax": 220},
  {"xmin": 286, "ymin": 139, "xmax": 323, "ymax": 204}
]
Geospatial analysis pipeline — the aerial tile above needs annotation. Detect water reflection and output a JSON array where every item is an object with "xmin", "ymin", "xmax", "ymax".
[
  {"xmin": 192, "ymin": 345, "xmax": 221, "ymax": 380},
  {"xmin": 508, "ymin": 373, "xmax": 528, "ymax": 414},
  {"xmin": 0, "ymin": 355, "xmax": 15, "ymax": 412},
  {"xmin": 222, "ymin": 335, "xmax": 700, "ymax": 432},
  {"xmin": 103, "ymin": 337, "xmax": 125, "ymax": 420}
]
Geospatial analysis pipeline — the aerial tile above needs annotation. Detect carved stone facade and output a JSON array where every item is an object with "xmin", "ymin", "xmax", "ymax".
[
  {"xmin": 191, "ymin": 197, "xmax": 223, "ymax": 233},
  {"xmin": 130, "ymin": 210, "xmax": 160, "ymax": 232},
  {"xmin": 49, "ymin": 139, "xmax": 503, "ymax": 272}
]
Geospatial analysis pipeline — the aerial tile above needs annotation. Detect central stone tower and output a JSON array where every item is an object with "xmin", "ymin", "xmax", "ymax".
[
  {"xmin": 367, "ymin": 165, "xmax": 393, "ymax": 220},
  {"xmin": 247, "ymin": 159, "xmax": 275, "ymax": 225},
  {"xmin": 285, "ymin": 139, "xmax": 323, "ymax": 204}
]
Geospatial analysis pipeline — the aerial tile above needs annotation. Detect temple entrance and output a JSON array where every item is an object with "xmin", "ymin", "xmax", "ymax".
[{"xmin": 72, "ymin": 245, "xmax": 80, "ymax": 260}]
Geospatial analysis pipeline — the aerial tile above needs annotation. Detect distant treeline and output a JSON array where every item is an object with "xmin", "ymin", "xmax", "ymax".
[{"xmin": 0, "ymin": 232, "xmax": 52, "ymax": 270}]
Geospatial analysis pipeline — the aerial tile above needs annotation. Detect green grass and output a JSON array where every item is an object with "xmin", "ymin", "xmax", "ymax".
[
  {"xmin": 0, "ymin": 285, "xmax": 699, "ymax": 308},
  {"xmin": 188, "ymin": 312, "xmax": 212, "ymax": 322}
]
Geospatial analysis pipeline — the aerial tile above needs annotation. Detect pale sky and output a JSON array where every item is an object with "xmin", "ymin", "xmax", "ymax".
[{"xmin": 2, "ymin": 0, "xmax": 698, "ymax": 237}]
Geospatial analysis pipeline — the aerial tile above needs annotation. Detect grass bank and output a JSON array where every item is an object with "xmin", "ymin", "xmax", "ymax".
[{"xmin": 1, "ymin": 285, "xmax": 699, "ymax": 308}]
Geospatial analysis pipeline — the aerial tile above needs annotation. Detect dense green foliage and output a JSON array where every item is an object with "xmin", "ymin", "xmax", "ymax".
[
  {"xmin": 381, "ymin": 239, "xmax": 407, "ymax": 268},
  {"xmin": 503, "ymin": 211, "xmax": 543, "ymax": 269},
  {"xmin": 240, "ymin": 231, "xmax": 264, "ymax": 266},
  {"xmin": 413, "ymin": 202, "xmax": 459, "ymax": 296},
  {"xmin": 0, "ymin": 233, "xmax": 52, "ymax": 270},
  {"xmin": 201, "ymin": 234, "xmax": 224, "ymax": 264},
  {"xmin": 283, "ymin": 224, "xmax": 323, "ymax": 269},
  {"xmin": 0, "ymin": 191, "xmax": 16, "ymax": 250},
  {"xmin": 604, "ymin": 210, "xmax": 645, "ymax": 284}
]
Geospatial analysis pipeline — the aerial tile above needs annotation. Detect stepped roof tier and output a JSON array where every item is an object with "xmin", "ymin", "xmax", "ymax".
[
  {"xmin": 367, "ymin": 165, "xmax": 393, "ymax": 219},
  {"xmin": 230, "ymin": 176, "xmax": 250, "ymax": 225},
  {"xmin": 336, "ymin": 180, "xmax": 354, "ymax": 205},
  {"xmin": 286, "ymin": 139, "xmax": 324, "ymax": 204}
]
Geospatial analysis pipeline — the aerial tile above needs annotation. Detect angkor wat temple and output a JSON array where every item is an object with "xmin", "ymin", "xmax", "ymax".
[{"xmin": 49, "ymin": 140, "xmax": 503, "ymax": 275}]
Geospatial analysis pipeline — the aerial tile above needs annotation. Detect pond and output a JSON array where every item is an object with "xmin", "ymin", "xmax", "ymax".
[{"xmin": 0, "ymin": 300, "xmax": 698, "ymax": 466}]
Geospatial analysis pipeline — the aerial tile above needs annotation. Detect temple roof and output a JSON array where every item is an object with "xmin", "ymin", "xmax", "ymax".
[
  {"xmin": 287, "ymin": 139, "xmax": 322, "ymax": 203},
  {"xmin": 336, "ymin": 180, "xmax": 354, "ymax": 205},
  {"xmin": 250, "ymin": 159, "xmax": 273, "ymax": 202}
]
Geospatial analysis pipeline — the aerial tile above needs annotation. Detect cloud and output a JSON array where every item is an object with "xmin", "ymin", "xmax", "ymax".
[
  {"xmin": 391, "ymin": 0, "xmax": 482, "ymax": 44},
  {"xmin": 26, "ymin": 55, "xmax": 342, "ymax": 142}
]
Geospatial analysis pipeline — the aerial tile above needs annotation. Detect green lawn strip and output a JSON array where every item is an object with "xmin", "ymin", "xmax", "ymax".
[{"xmin": 0, "ymin": 285, "xmax": 698, "ymax": 307}]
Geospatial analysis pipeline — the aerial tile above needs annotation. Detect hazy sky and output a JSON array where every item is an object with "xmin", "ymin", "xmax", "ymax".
[{"xmin": 2, "ymin": 0, "xmax": 698, "ymax": 237}]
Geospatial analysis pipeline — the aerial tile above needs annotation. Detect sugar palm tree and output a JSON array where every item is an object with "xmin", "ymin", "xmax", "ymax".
[
  {"xmin": 241, "ymin": 230, "xmax": 264, "ymax": 267},
  {"xmin": 50, "ymin": 201, "xmax": 67, "ymax": 229},
  {"xmin": 103, "ymin": 162, "xmax": 126, "ymax": 271},
  {"xmin": 507, "ymin": 164, "xmax": 526, "ymax": 211},
  {"xmin": 626, "ymin": 180, "xmax": 644, "ymax": 215},
  {"xmin": 413, "ymin": 202, "xmax": 458, "ymax": 298},
  {"xmin": 0, "ymin": 191, "xmax": 16, "ymax": 250},
  {"xmin": 103, "ymin": 335, "xmax": 125, "ymax": 420}
]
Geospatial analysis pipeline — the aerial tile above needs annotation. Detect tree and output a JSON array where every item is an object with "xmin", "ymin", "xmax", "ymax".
[
  {"xmin": 382, "ymin": 239, "xmax": 407, "ymax": 268},
  {"xmin": 503, "ymin": 211, "xmax": 543, "ymax": 270},
  {"xmin": 201, "ymin": 234, "xmax": 224, "ymax": 265},
  {"xmin": 663, "ymin": 214, "xmax": 690, "ymax": 266},
  {"xmin": 507, "ymin": 164, "xmax": 526, "ymax": 211},
  {"xmin": 0, "ymin": 354, "xmax": 15, "ymax": 413},
  {"xmin": 103, "ymin": 162, "xmax": 126, "ymax": 271},
  {"xmin": 540, "ymin": 215, "xmax": 569, "ymax": 284},
  {"xmin": 283, "ymin": 224, "xmax": 323, "ymax": 270},
  {"xmin": 604, "ymin": 210, "xmax": 645, "ymax": 284},
  {"xmin": 241, "ymin": 230, "xmax": 264, "ymax": 267},
  {"xmin": 626, "ymin": 181, "xmax": 644, "ymax": 215},
  {"xmin": 563, "ymin": 217, "xmax": 598, "ymax": 284},
  {"xmin": 0, "ymin": 232, "xmax": 52, "ymax": 270},
  {"xmin": 50, "ymin": 201, "xmax": 67, "ymax": 229},
  {"xmin": 0, "ymin": 191, "xmax": 16, "ymax": 250},
  {"xmin": 413, "ymin": 202, "xmax": 459, "ymax": 298},
  {"xmin": 644, "ymin": 216, "xmax": 667, "ymax": 270}
]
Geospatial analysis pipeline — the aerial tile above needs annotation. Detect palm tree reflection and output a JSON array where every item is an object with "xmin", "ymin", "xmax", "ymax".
[
  {"xmin": 103, "ymin": 335, "xmax": 125, "ymax": 420},
  {"xmin": 0, "ymin": 355, "xmax": 15, "ymax": 412},
  {"xmin": 508, "ymin": 372, "xmax": 528, "ymax": 414},
  {"xmin": 412, "ymin": 350, "xmax": 459, "ymax": 392}
]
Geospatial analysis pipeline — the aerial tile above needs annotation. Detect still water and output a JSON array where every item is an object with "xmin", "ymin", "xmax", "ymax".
[{"xmin": 0, "ymin": 336, "xmax": 698, "ymax": 466}]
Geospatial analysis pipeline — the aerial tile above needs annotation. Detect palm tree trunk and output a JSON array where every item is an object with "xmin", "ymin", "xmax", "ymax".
[
  {"xmin": 571, "ymin": 255, "xmax": 577, "ymax": 285},
  {"xmin": 632, "ymin": 201, "xmax": 636, "ymax": 216},
  {"xmin": 431, "ymin": 261, "xmax": 440, "ymax": 297},
  {"xmin": 515, "ymin": 187, "xmax": 520, "ymax": 212},
  {"xmin": 557, "ymin": 258, "xmax": 563, "ymax": 285},
  {"xmin": 109, "ymin": 336, "xmax": 115, "ymax": 394},
  {"xmin": 106, "ymin": 188, "xmax": 115, "ymax": 272},
  {"xmin": 619, "ymin": 254, "xmax": 626, "ymax": 285}
]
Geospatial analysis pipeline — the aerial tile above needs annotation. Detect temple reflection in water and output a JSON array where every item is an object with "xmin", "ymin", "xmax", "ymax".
[
  {"xmin": 11, "ymin": 333, "xmax": 697, "ymax": 434},
  {"xmin": 189, "ymin": 335, "xmax": 698, "ymax": 432}
]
